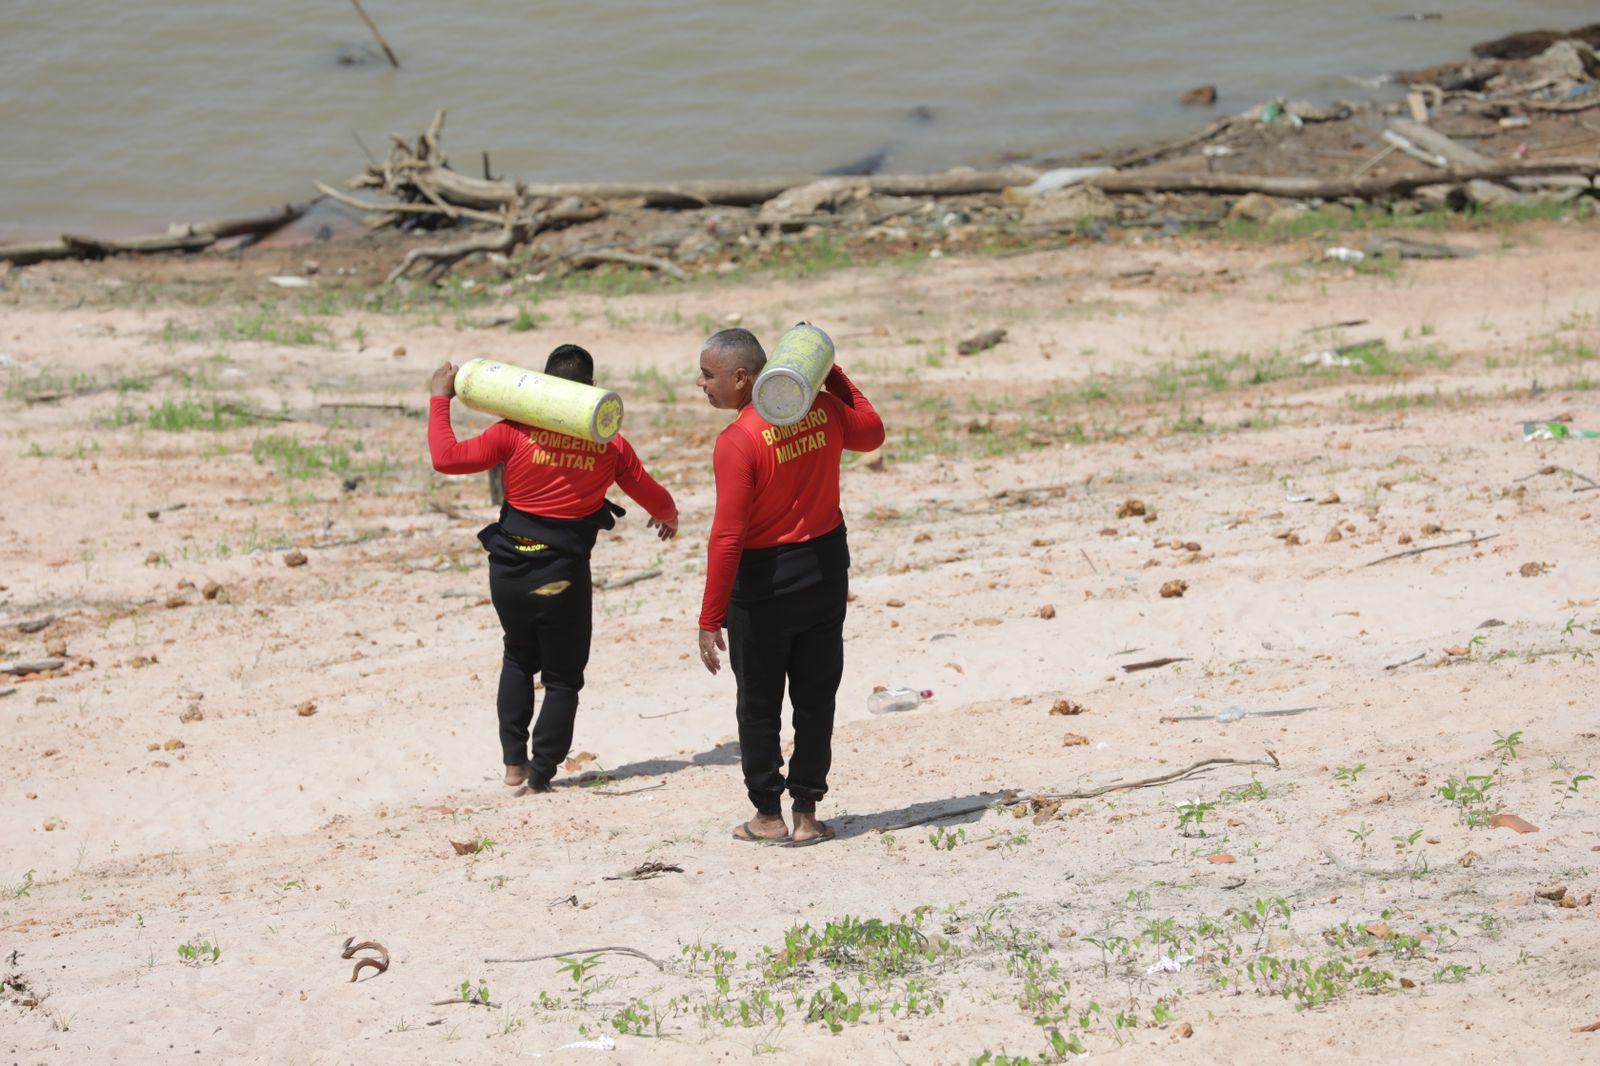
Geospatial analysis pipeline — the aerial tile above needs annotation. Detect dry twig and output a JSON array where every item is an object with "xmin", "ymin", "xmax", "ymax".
[
  {"xmin": 484, "ymin": 946, "xmax": 667, "ymax": 970},
  {"xmin": 1362, "ymin": 533, "xmax": 1499, "ymax": 567}
]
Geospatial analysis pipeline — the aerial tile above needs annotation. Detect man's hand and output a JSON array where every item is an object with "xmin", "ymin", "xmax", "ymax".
[
  {"xmin": 429, "ymin": 361, "xmax": 458, "ymax": 398},
  {"xmin": 649, "ymin": 516, "xmax": 679, "ymax": 541},
  {"xmin": 697, "ymin": 628, "xmax": 725, "ymax": 675}
]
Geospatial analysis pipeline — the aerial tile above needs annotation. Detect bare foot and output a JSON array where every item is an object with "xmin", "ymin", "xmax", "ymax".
[
  {"xmin": 732, "ymin": 813, "xmax": 790, "ymax": 842},
  {"xmin": 789, "ymin": 811, "xmax": 835, "ymax": 846},
  {"xmin": 504, "ymin": 762, "xmax": 530, "ymax": 787}
]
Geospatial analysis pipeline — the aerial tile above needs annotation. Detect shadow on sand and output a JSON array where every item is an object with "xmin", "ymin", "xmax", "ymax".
[
  {"xmin": 834, "ymin": 791, "xmax": 1016, "ymax": 841},
  {"xmin": 570, "ymin": 741, "xmax": 743, "ymax": 786}
]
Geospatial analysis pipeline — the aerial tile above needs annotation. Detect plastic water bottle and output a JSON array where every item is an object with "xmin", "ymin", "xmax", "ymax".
[
  {"xmin": 869, "ymin": 688, "xmax": 932, "ymax": 714},
  {"xmin": 1215, "ymin": 705, "xmax": 1247, "ymax": 723}
]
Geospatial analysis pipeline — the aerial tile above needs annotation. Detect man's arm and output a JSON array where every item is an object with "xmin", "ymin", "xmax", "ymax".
[
  {"xmin": 427, "ymin": 363, "xmax": 516, "ymax": 474},
  {"xmin": 611, "ymin": 436, "xmax": 679, "ymax": 540},
  {"xmin": 696, "ymin": 431, "xmax": 757, "ymax": 672},
  {"xmin": 822, "ymin": 365, "xmax": 885, "ymax": 452}
]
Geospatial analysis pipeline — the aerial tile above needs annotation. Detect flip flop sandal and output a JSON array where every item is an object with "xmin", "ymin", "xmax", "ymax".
[
  {"xmin": 785, "ymin": 825, "xmax": 836, "ymax": 848},
  {"xmin": 732, "ymin": 821, "xmax": 789, "ymax": 844}
]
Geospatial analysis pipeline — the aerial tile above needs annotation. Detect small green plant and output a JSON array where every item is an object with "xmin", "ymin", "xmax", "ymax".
[
  {"xmin": 557, "ymin": 953, "xmax": 603, "ymax": 1004},
  {"xmin": 1175, "ymin": 799, "xmax": 1216, "ymax": 836},
  {"xmin": 928, "ymin": 826, "xmax": 967, "ymax": 851},
  {"xmin": 1551, "ymin": 770, "xmax": 1594, "ymax": 807},
  {"xmin": 8, "ymin": 870, "xmax": 36, "ymax": 899},
  {"xmin": 510, "ymin": 306, "xmax": 547, "ymax": 332},
  {"xmin": 177, "ymin": 939, "xmax": 221, "ymax": 966},
  {"xmin": 458, "ymin": 978, "xmax": 491, "ymax": 1004},
  {"xmin": 1438, "ymin": 774, "xmax": 1496, "ymax": 827},
  {"xmin": 987, "ymin": 830, "xmax": 1031, "ymax": 854},
  {"xmin": 1347, "ymin": 822, "xmax": 1373, "ymax": 853},
  {"xmin": 611, "ymin": 997, "xmax": 663, "ymax": 1037},
  {"xmin": 1332, "ymin": 764, "xmax": 1366, "ymax": 787},
  {"xmin": 1222, "ymin": 778, "xmax": 1269, "ymax": 802},
  {"xmin": 1491, "ymin": 730, "xmax": 1523, "ymax": 762},
  {"xmin": 1392, "ymin": 828, "xmax": 1423, "ymax": 852}
]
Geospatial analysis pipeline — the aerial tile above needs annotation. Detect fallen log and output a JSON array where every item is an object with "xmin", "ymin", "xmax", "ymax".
[
  {"xmin": 364, "ymin": 166, "xmax": 1040, "ymax": 211},
  {"xmin": 565, "ymin": 250, "xmax": 687, "ymax": 281},
  {"xmin": 1086, "ymin": 158, "xmax": 1600, "ymax": 199},
  {"xmin": 0, "ymin": 202, "xmax": 310, "ymax": 266},
  {"xmin": 345, "ymin": 112, "xmax": 1039, "ymax": 213},
  {"xmin": 61, "ymin": 232, "xmax": 217, "ymax": 258},
  {"xmin": 1386, "ymin": 119, "xmax": 1494, "ymax": 169},
  {"xmin": 1, "ymin": 658, "xmax": 66, "ymax": 676}
]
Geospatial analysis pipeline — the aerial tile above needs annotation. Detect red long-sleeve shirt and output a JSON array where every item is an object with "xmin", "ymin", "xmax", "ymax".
[
  {"xmin": 429, "ymin": 396, "xmax": 676, "ymax": 522},
  {"xmin": 699, "ymin": 366, "xmax": 884, "ymax": 630}
]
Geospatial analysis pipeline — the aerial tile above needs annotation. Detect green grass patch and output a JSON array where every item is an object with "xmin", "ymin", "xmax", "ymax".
[
  {"xmin": 1542, "ymin": 338, "xmax": 1597, "ymax": 363},
  {"xmin": 4, "ymin": 370, "xmax": 150, "ymax": 403},
  {"xmin": 251, "ymin": 434, "xmax": 373, "ymax": 480},
  {"xmin": 1345, "ymin": 389, "xmax": 1446, "ymax": 413},
  {"xmin": 144, "ymin": 398, "xmax": 258, "ymax": 432},
  {"xmin": 220, "ymin": 304, "xmax": 332, "ymax": 347},
  {"xmin": 509, "ymin": 305, "xmax": 549, "ymax": 332},
  {"xmin": 157, "ymin": 318, "xmax": 208, "ymax": 350},
  {"xmin": 1217, "ymin": 198, "xmax": 1593, "ymax": 244}
]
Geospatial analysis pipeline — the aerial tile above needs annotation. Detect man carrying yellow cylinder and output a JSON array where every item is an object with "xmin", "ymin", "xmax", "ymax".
[
  {"xmin": 694, "ymin": 326, "xmax": 884, "ymax": 846},
  {"xmin": 429, "ymin": 345, "xmax": 678, "ymax": 792}
]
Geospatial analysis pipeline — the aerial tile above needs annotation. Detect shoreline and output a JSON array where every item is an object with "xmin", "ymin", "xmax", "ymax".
[
  {"xmin": 2, "ymin": 22, "xmax": 1600, "ymax": 1065},
  {"xmin": 5, "ymin": 21, "xmax": 1598, "ymax": 258}
]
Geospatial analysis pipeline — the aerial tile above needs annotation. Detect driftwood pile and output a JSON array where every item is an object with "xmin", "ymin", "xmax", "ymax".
[
  {"xmin": 4, "ymin": 29, "xmax": 1596, "ymax": 279},
  {"xmin": 324, "ymin": 34, "xmax": 1600, "ymax": 286},
  {"xmin": 316, "ymin": 109, "xmax": 1039, "ymax": 284}
]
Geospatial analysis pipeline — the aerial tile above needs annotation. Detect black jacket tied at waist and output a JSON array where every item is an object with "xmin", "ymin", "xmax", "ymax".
[{"xmin": 478, "ymin": 499, "xmax": 626, "ymax": 564}]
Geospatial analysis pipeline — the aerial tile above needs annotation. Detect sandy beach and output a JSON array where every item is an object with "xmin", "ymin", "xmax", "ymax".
[{"xmin": 2, "ymin": 200, "xmax": 1598, "ymax": 1063}]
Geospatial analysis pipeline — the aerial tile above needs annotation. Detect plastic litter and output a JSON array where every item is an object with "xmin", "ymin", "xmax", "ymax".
[
  {"xmin": 1324, "ymin": 246, "xmax": 1365, "ymax": 264},
  {"xmin": 558, "ymin": 1036, "xmax": 617, "ymax": 1051},
  {"xmin": 1023, "ymin": 167, "xmax": 1112, "ymax": 197},
  {"xmin": 1160, "ymin": 705, "xmax": 1319, "ymax": 724},
  {"xmin": 1299, "ymin": 350, "xmax": 1356, "ymax": 368},
  {"xmin": 869, "ymin": 688, "xmax": 932, "ymax": 715},
  {"xmin": 1523, "ymin": 421, "xmax": 1600, "ymax": 441},
  {"xmin": 268, "ymin": 275, "xmax": 311, "ymax": 288},
  {"xmin": 1146, "ymin": 954, "xmax": 1195, "ymax": 975}
]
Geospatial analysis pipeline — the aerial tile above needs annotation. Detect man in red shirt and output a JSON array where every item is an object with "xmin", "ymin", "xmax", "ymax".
[
  {"xmin": 429, "ymin": 345, "xmax": 678, "ymax": 792},
  {"xmin": 695, "ymin": 328, "xmax": 884, "ymax": 845}
]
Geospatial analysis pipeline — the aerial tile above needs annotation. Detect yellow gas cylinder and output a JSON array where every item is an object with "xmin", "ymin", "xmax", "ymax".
[
  {"xmin": 752, "ymin": 323, "xmax": 834, "ymax": 427},
  {"xmin": 453, "ymin": 358, "xmax": 624, "ymax": 444}
]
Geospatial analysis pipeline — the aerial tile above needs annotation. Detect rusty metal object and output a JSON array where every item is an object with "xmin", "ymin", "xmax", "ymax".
[{"xmin": 341, "ymin": 937, "xmax": 390, "ymax": 982}]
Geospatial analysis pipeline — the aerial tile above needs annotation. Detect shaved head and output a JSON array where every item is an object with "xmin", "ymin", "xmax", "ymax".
[
  {"xmin": 696, "ymin": 329, "xmax": 765, "ymax": 411},
  {"xmin": 702, "ymin": 328, "xmax": 767, "ymax": 375}
]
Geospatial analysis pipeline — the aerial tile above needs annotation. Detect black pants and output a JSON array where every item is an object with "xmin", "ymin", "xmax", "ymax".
[
  {"xmin": 726, "ymin": 573, "xmax": 848, "ymax": 815},
  {"xmin": 487, "ymin": 552, "xmax": 592, "ymax": 786}
]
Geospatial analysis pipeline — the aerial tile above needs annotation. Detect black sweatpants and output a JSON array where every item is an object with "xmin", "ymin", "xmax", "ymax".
[
  {"xmin": 487, "ymin": 551, "xmax": 592, "ymax": 786},
  {"xmin": 726, "ymin": 573, "xmax": 848, "ymax": 815}
]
